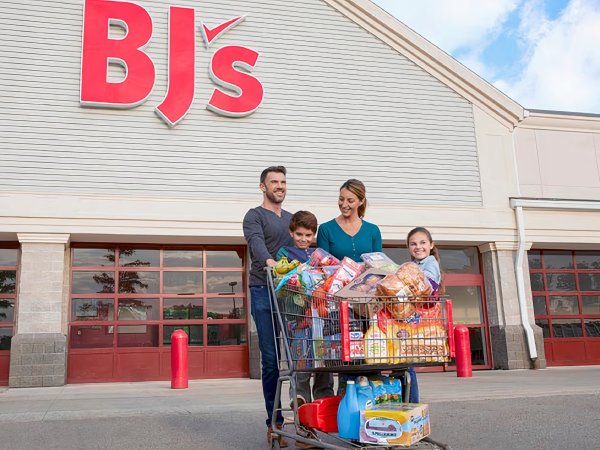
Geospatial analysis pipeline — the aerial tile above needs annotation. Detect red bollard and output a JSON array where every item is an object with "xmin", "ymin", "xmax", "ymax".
[
  {"xmin": 454, "ymin": 325, "xmax": 472, "ymax": 378},
  {"xmin": 171, "ymin": 329, "xmax": 189, "ymax": 389}
]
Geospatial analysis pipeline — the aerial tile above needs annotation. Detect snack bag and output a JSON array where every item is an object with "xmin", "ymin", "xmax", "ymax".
[
  {"xmin": 361, "ymin": 252, "xmax": 399, "ymax": 273},
  {"xmin": 382, "ymin": 376, "xmax": 403, "ymax": 403},
  {"xmin": 309, "ymin": 248, "xmax": 340, "ymax": 267},
  {"xmin": 327, "ymin": 257, "xmax": 365, "ymax": 294},
  {"xmin": 368, "ymin": 376, "xmax": 388, "ymax": 404}
]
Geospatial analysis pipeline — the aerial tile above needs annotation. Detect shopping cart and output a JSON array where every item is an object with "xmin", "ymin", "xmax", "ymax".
[{"xmin": 266, "ymin": 270, "xmax": 455, "ymax": 450}]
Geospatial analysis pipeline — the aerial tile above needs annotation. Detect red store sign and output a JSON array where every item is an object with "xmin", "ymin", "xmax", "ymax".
[{"xmin": 80, "ymin": 0, "xmax": 264, "ymax": 126}]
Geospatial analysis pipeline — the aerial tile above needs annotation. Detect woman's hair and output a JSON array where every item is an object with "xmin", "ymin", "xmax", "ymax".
[
  {"xmin": 407, "ymin": 226, "xmax": 444, "ymax": 293},
  {"xmin": 340, "ymin": 179, "xmax": 367, "ymax": 218},
  {"xmin": 289, "ymin": 210, "xmax": 318, "ymax": 233}
]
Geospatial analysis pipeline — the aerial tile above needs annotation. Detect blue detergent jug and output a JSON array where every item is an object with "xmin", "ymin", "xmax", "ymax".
[{"xmin": 337, "ymin": 379, "xmax": 360, "ymax": 440}]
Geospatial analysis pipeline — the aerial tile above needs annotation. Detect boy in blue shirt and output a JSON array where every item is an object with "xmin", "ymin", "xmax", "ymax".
[{"xmin": 276, "ymin": 211, "xmax": 335, "ymax": 413}]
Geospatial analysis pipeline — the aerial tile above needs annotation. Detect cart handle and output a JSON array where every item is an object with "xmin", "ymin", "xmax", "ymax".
[{"xmin": 340, "ymin": 300, "xmax": 351, "ymax": 362}]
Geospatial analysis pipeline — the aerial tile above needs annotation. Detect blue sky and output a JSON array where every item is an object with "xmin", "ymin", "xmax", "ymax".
[{"xmin": 372, "ymin": 0, "xmax": 600, "ymax": 114}]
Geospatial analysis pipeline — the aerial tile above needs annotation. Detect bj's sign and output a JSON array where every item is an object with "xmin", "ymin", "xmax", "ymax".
[{"xmin": 80, "ymin": 0, "xmax": 264, "ymax": 126}]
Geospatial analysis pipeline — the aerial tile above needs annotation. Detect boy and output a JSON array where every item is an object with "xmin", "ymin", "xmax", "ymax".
[{"xmin": 276, "ymin": 211, "xmax": 335, "ymax": 417}]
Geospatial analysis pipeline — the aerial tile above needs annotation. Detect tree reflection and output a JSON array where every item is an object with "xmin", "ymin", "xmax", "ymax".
[
  {"xmin": 0, "ymin": 271, "xmax": 16, "ymax": 294},
  {"xmin": 0, "ymin": 299, "xmax": 13, "ymax": 320},
  {"xmin": 92, "ymin": 250, "xmax": 150, "ymax": 294}
]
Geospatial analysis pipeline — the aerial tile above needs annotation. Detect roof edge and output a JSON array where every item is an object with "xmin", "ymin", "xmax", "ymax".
[
  {"xmin": 324, "ymin": 0, "xmax": 525, "ymax": 129},
  {"xmin": 520, "ymin": 110, "xmax": 600, "ymax": 133}
]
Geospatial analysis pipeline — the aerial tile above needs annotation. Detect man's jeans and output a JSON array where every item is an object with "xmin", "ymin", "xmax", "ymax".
[{"xmin": 250, "ymin": 285, "xmax": 283, "ymax": 426}]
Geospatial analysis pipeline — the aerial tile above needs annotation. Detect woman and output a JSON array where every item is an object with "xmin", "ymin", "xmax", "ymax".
[
  {"xmin": 317, "ymin": 179, "xmax": 382, "ymax": 260},
  {"xmin": 316, "ymin": 179, "xmax": 419, "ymax": 402}
]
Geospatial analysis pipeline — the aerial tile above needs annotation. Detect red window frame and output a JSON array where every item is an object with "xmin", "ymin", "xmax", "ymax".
[{"xmin": 0, "ymin": 244, "xmax": 19, "ymax": 386}]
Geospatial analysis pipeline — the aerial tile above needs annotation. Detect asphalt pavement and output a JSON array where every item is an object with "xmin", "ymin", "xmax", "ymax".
[{"xmin": 0, "ymin": 366, "xmax": 599, "ymax": 450}]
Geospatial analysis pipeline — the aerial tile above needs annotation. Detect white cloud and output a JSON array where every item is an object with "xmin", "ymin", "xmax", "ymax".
[
  {"xmin": 372, "ymin": 0, "xmax": 519, "ymax": 52},
  {"xmin": 496, "ymin": 0, "xmax": 600, "ymax": 112}
]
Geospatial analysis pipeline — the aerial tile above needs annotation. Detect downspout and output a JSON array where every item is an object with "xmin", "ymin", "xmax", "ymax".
[{"xmin": 513, "ymin": 204, "xmax": 538, "ymax": 360}]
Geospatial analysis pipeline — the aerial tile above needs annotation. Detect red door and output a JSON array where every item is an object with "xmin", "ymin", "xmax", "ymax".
[
  {"xmin": 0, "ymin": 246, "xmax": 19, "ymax": 386},
  {"xmin": 529, "ymin": 250, "xmax": 600, "ymax": 366}
]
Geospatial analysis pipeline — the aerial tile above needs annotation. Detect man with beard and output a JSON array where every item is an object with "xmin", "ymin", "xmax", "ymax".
[{"xmin": 243, "ymin": 165, "xmax": 292, "ymax": 448}]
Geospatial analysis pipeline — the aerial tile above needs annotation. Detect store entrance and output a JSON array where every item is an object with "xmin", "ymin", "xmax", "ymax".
[
  {"xmin": 67, "ymin": 246, "xmax": 249, "ymax": 383},
  {"xmin": 529, "ymin": 250, "xmax": 600, "ymax": 366}
]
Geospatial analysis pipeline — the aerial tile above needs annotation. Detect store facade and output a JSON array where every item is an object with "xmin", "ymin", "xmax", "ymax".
[{"xmin": 1, "ymin": 0, "xmax": 598, "ymax": 387}]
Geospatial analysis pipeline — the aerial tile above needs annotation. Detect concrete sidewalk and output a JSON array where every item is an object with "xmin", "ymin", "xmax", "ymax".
[{"xmin": 0, "ymin": 366, "xmax": 598, "ymax": 424}]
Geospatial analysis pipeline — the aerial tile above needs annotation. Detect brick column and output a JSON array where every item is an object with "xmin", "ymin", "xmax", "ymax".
[
  {"xmin": 9, "ymin": 233, "xmax": 70, "ymax": 387},
  {"xmin": 479, "ymin": 242, "xmax": 546, "ymax": 370}
]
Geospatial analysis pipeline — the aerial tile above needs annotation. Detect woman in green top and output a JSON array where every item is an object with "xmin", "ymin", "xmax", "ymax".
[{"xmin": 316, "ymin": 179, "xmax": 382, "ymax": 260}]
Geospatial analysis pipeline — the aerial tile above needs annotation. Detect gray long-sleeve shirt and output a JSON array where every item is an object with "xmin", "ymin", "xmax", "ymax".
[{"xmin": 243, "ymin": 206, "xmax": 293, "ymax": 286}]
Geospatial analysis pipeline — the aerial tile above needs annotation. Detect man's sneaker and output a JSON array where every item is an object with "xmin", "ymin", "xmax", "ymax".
[
  {"xmin": 267, "ymin": 424, "xmax": 289, "ymax": 448},
  {"xmin": 289, "ymin": 396, "xmax": 306, "ymax": 409}
]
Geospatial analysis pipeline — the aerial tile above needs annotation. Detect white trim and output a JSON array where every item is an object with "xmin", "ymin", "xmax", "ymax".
[
  {"xmin": 510, "ymin": 198, "xmax": 600, "ymax": 211},
  {"xmin": 520, "ymin": 110, "xmax": 600, "ymax": 133},
  {"xmin": 17, "ymin": 233, "xmax": 71, "ymax": 245}
]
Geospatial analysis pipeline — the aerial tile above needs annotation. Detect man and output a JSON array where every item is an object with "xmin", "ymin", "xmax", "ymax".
[{"xmin": 243, "ymin": 165, "xmax": 292, "ymax": 448}]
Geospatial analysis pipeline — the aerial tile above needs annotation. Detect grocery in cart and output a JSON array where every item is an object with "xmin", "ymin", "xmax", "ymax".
[{"xmin": 266, "ymin": 251, "xmax": 455, "ymax": 450}]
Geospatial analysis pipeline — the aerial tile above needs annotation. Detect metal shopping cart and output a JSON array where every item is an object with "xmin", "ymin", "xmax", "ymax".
[{"xmin": 266, "ymin": 270, "xmax": 455, "ymax": 450}]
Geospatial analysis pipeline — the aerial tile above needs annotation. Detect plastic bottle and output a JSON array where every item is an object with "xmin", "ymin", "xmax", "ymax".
[
  {"xmin": 337, "ymin": 379, "xmax": 360, "ymax": 440},
  {"xmin": 364, "ymin": 315, "xmax": 389, "ymax": 364},
  {"xmin": 356, "ymin": 376, "xmax": 373, "ymax": 410}
]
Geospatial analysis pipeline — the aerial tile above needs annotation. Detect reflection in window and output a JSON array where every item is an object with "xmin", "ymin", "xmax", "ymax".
[
  {"xmin": 0, "ymin": 249, "xmax": 18, "ymax": 266},
  {"xmin": 438, "ymin": 248, "xmax": 480, "ymax": 274},
  {"xmin": 535, "ymin": 319, "xmax": 550, "ymax": 338},
  {"xmin": 578, "ymin": 273, "xmax": 600, "ymax": 291},
  {"xmin": 206, "ymin": 250, "xmax": 243, "ymax": 268},
  {"xmin": 164, "ymin": 325, "xmax": 203, "ymax": 346},
  {"xmin": 575, "ymin": 252, "xmax": 600, "ymax": 269},
  {"xmin": 72, "ymin": 299, "xmax": 114, "ymax": 321},
  {"xmin": 207, "ymin": 298, "xmax": 245, "ymax": 319},
  {"xmin": 546, "ymin": 273, "xmax": 576, "ymax": 291},
  {"xmin": 206, "ymin": 272, "xmax": 243, "ymax": 294},
  {"xmin": 163, "ymin": 250, "xmax": 202, "ymax": 267},
  {"xmin": 582, "ymin": 296, "xmax": 600, "ymax": 314},
  {"xmin": 163, "ymin": 272, "xmax": 202, "ymax": 294},
  {"xmin": 527, "ymin": 250, "xmax": 541, "ymax": 269},
  {"xmin": 207, "ymin": 324, "xmax": 246, "ymax": 346},
  {"xmin": 466, "ymin": 327, "xmax": 487, "ymax": 365},
  {"xmin": 70, "ymin": 325, "xmax": 113, "ymax": 348},
  {"xmin": 118, "ymin": 299, "xmax": 159, "ymax": 321},
  {"xmin": 445, "ymin": 286, "xmax": 483, "ymax": 323},
  {"xmin": 164, "ymin": 298, "xmax": 203, "ymax": 320},
  {"xmin": 0, "ymin": 299, "xmax": 14, "ymax": 322},
  {"xmin": 529, "ymin": 273, "xmax": 544, "ymax": 291},
  {"xmin": 382, "ymin": 248, "xmax": 410, "ymax": 265},
  {"xmin": 117, "ymin": 325, "xmax": 159, "ymax": 347},
  {"xmin": 72, "ymin": 272, "xmax": 115, "ymax": 294},
  {"xmin": 118, "ymin": 271, "xmax": 159, "ymax": 294},
  {"xmin": 119, "ymin": 249, "xmax": 159, "ymax": 267},
  {"xmin": 532, "ymin": 296, "xmax": 547, "ymax": 316},
  {"xmin": 0, "ymin": 327, "xmax": 13, "ymax": 350},
  {"xmin": 0, "ymin": 271, "xmax": 16, "ymax": 294},
  {"xmin": 551, "ymin": 319, "xmax": 582, "ymax": 338},
  {"xmin": 72, "ymin": 248, "xmax": 115, "ymax": 267},
  {"xmin": 549, "ymin": 296, "xmax": 579, "ymax": 315},
  {"xmin": 584, "ymin": 320, "xmax": 600, "ymax": 337},
  {"xmin": 543, "ymin": 251, "xmax": 573, "ymax": 269}
]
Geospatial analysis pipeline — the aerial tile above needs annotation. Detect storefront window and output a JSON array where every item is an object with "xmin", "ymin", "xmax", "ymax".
[
  {"xmin": 0, "ymin": 247, "xmax": 18, "ymax": 355},
  {"xmin": 69, "ymin": 246, "xmax": 246, "ymax": 354},
  {"xmin": 445, "ymin": 286, "xmax": 483, "ymax": 323},
  {"xmin": 543, "ymin": 251, "xmax": 573, "ymax": 269},
  {"xmin": 438, "ymin": 248, "xmax": 480, "ymax": 274}
]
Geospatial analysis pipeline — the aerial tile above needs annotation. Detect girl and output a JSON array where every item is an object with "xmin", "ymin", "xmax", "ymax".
[
  {"xmin": 405, "ymin": 226, "xmax": 443, "ymax": 403},
  {"xmin": 407, "ymin": 226, "xmax": 442, "ymax": 292}
]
